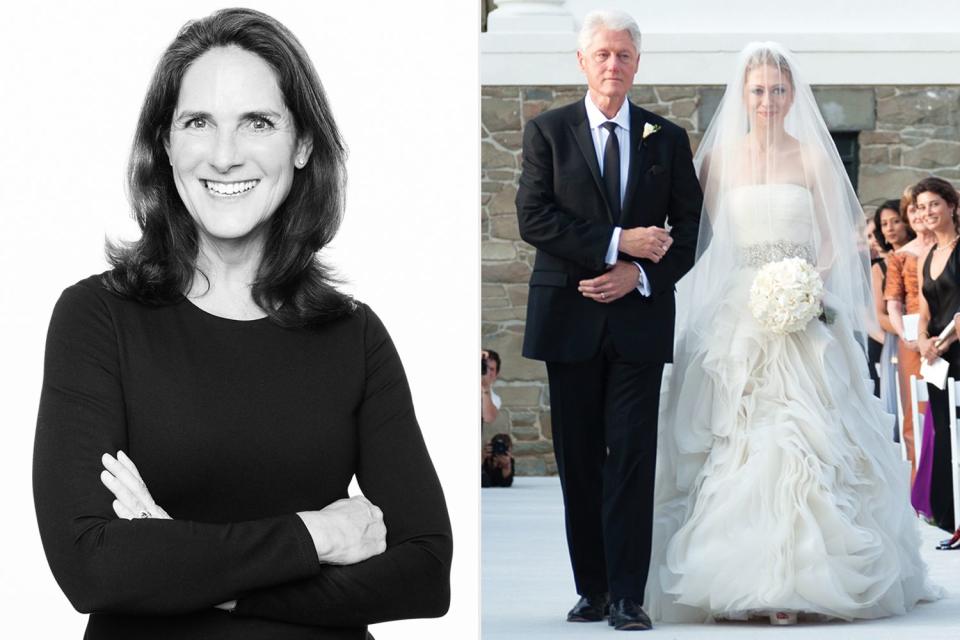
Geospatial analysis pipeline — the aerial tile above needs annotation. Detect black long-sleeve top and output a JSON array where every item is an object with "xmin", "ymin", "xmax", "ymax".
[{"xmin": 33, "ymin": 275, "xmax": 452, "ymax": 639}]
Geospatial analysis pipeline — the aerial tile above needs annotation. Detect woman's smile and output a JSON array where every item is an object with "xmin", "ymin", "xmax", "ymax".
[{"xmin": 202, "ymin": 179, "xmax": 261, "ymax": 198}]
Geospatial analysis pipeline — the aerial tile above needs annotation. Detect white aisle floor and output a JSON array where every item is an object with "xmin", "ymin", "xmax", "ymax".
[{"xmin": 482, "ymin": 477, "xmax": 959, "ymax": 640}]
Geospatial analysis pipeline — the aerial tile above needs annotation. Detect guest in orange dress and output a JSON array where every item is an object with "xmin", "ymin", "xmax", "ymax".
[{"xmin": 885, "ymin": 188, "xmax": 934, "ymax": 480}]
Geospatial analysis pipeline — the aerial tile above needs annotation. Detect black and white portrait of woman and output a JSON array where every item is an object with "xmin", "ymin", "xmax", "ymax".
[{"xmin": 0, "ymin": 3, "xmax": 477, "ymax": 638}]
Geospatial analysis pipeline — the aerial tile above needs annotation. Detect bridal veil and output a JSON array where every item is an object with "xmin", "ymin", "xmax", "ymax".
[{"xmin": 646, "ymin": 42, "xmax": 939, "ymax": 622}]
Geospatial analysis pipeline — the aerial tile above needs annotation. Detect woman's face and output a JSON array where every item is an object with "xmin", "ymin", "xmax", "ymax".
[
  {"xmin": 866, "ymin": 219, "xmax": 882, "ymax": 257},
  {"xmin": 916, "ymin": 191, "xmax": 956, "ymax": 234},
  {"xmin": 165, "ymin": 46, "xmax": 312, "ymax": 247},
  {"xmin": 879, "ymin": 208, "xmax": 909, "ymax": 247},
  {"xmin": 905, "ymin": 202, "xmax": 925, "ymax": 233},
  {"xmin": 743, "ymin": 64, "xmax": 793, "ymax": 129}
]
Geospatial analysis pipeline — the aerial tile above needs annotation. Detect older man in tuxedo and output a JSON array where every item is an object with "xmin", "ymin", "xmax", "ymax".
[{"xmin": 516, "ymin": 9, "xmax": 702, "ymax": 631}]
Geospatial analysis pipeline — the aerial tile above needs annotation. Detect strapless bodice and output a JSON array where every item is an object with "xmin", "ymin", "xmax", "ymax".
[{"xmin": 722, "ymin": 183, "xmax": 816, "ymax": 266}]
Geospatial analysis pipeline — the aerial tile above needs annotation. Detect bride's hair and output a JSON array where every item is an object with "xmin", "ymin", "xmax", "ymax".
[{"xmin": 743, "ymin": 47, "xmax": 795, "ymax": 90}]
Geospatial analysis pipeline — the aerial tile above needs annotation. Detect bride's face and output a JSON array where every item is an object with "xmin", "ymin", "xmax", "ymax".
[{"xmin": 743, "ymin": 64, "xmax": 793, "ymax": 129}]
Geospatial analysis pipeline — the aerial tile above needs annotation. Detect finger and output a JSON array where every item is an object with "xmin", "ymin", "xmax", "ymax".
[
  {"xmin": 116, "ymin": 450, "xmax": 145, "ymax": 485},
  {"xmin": 103, "ymin": 454, "xmax": 154, "ymax": 508},
  {"xmin": 101, "ymin": 470, "xmax": 145, "ymax": 514},
  {"xmin": 578, "ymin": 276, "xmax": 610, "ymax": 292},
  {"xmin": 112, "ymin": 499, "xmax": 136, "ymax": 520},
  {"xmin": 649, "ymin": 227, "xmax": 670, "ymax": 242}
]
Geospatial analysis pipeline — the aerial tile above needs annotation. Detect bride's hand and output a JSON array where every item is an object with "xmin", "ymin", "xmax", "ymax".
[{"xmin": 100, "ymin": 451, "xmax": 171, "ymax": 520}]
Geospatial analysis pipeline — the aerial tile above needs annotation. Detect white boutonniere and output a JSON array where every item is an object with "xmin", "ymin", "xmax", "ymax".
[{"xmin": 642, "ymin": 123, "xmax": 661, "ymax": 140}]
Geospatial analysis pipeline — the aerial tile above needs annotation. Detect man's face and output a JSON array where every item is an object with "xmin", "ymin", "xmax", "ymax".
[
  {"xmin": 577, "ymin": 28, "xmax": 639, "ymax": 103},
  {"xmin": 487, "ymin": 359, "xmax": 499, "ymax": 381}
]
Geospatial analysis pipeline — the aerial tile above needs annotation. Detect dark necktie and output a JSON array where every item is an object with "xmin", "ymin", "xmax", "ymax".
[{"xmin": 601, "ymin": 121, "xmax": 621, "ymax": 221}]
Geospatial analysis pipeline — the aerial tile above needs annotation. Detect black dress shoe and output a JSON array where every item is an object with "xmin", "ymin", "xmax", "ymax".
[
  {"xmin": 608, "ymin": 597, "xmax": 652, "ymax": 631},
  {"xmin": 566, "ymin": 593, "xmax": 609, "ymax": 622}
]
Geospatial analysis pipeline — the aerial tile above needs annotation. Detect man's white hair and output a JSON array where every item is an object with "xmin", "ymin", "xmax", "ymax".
[{"xmin": 578, "ymin": 10, "xmax": 641, "ymax": 52}]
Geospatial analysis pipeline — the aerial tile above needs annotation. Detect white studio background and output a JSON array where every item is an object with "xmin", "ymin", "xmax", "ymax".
[{"xmin": 0, "ymin": 1, "xmax": 479, "ymax": 638}]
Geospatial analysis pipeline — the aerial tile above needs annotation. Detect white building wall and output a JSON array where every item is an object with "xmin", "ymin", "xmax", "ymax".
[{"xmin": 482, "ymin": 0, "xmax": 960, "ymax": 85}]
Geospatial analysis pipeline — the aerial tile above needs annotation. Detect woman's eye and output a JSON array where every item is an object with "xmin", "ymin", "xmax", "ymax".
[
  {"xmin": 187, "ymin": 117, "xmax": 207, "ymax": 129},
  {"xmin": 250, "ymin": 117, "xmax": 274, "ymax": 131}
]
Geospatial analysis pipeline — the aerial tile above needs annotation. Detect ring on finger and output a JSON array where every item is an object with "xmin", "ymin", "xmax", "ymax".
[
  {"xmin": 138, "ymin": 510, "xmax": 152, "ymax": 519},
  {"xmin": 600, "ymin": 292, "xmax": 606, "ymax": 300}
]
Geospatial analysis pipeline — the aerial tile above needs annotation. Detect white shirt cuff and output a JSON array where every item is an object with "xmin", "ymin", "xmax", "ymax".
[
  {"xmin": 605, "ymin": 227, "xmax": 621, "ymax": 266},
  {"xmin": 633, "ymin": 262, "xmax": 651, "ymax": 297}
]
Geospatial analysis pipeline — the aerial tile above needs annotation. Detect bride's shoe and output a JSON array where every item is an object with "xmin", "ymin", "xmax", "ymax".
[{"xmin": 769, "ymin": 611, "xmax": 797, "ymax": 625}]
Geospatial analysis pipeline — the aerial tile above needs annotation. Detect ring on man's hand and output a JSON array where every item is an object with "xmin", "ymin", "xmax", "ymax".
[
  {"xmin": 600, "ymin": 292, "xmax": 606, "ymax": 300},
  {"xmin": 138, "ymin": 510, "xmax": 152, "ymax": 519}
]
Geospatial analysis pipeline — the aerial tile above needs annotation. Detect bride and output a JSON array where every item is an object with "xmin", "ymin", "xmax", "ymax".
[{"xmin": 645, "ymin": 42, "xmax": 941, "ymax": 624}]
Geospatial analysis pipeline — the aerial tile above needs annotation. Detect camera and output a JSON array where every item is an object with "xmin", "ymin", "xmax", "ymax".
[
  {"xmin": 491, "ymin": 436, "xmax": 509, "ymax": 456},
  {"xmin": 482, "ymin": 357, "xmax": 488, "ymax": 375}
]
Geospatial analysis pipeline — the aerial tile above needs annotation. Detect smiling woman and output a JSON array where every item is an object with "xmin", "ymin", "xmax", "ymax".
[{"xmin": 32, "ymin": 8, "xmax": 452, "ymax": 640}]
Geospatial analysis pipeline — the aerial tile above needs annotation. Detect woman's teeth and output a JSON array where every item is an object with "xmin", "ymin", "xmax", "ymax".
[{"xmin": 204, "ymin": 179, "xmax": 259, "ymax": 196}]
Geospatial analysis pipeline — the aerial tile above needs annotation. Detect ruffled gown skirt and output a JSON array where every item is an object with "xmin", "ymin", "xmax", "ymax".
[{"xmin": 647, "ymin": 270, "xmax": 941, "ymax": 622}]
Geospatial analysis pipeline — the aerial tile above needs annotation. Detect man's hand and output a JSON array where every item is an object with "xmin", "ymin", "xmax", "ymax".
[
  {"xmin": 619, "ymin": 226, "xmax": 672, "ymax": 262},
  {"xmin": 579, "ymin": 261, "xmax": 640, "ymax": 303},
  {"xmin": 481, "ymin": 350, "xmax": 496, "ymax": 391}
]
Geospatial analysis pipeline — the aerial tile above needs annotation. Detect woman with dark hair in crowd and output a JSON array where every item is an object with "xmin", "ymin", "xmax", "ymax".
[
  {"xmin": 33, "ymin": 8, "xmax": 451, "ymax": 639},
  {"xmin": 885, "ymin": 187, "xmax": 934, "ymax": 480},
  {"xmin": 916, "ymin": 176, "xmax": 960, "ymax": 544},
  {"xmin": 865, "ymin": 217, "xmax": 887, "ymax": 396},
  {"xmin": 871, "ymin": 199, "xmax": 913, "ymax": 431}
]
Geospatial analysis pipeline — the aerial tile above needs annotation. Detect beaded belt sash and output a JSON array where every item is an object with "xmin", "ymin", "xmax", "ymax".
[{"xmin": 738, "ymin": 240, "xmax": 815, "ymax": 267}]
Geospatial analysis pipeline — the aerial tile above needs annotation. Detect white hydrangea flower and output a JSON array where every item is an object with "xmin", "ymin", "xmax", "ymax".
[{"xmin": 748, "ymin": 257, "xmax": 824, "ymax": 335}]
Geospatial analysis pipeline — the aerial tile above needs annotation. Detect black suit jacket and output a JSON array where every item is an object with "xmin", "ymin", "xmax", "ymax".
[{"xmin": 516, "ymin": 99, "xmax": 703, "ymax": 363}]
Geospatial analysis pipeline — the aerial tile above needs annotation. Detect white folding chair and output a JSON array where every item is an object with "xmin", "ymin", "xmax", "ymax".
[
  {"xmin": 894, "ymin": 364, "xmax": 907, "ymax": 461},
  {"xmin": 945, "ymin": 378, "xmax": 960, "ymax": 530},
  {"xmin": 910, "ymin": 375, "xmax": 928, "ymax": 468}
]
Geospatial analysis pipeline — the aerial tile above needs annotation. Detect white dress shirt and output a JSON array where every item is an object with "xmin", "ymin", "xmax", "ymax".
[{"xmin": 583, "ymin": 95, "xmax": 651, "ymax": 297}]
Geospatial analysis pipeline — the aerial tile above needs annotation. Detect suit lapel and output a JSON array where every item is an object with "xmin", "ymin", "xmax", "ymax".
[
  {"xmin": 570, "ymin": 104, "xmax": 615, "ymax": 224},
  {"xmin": 622, "ymin": 104, "xmax": 647, "ymax": 217}
]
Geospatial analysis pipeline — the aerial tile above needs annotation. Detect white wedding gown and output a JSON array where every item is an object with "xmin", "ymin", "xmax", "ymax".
[{"xmin": 647, "ymin": 183, "xmax": 941, "ymax": 622}]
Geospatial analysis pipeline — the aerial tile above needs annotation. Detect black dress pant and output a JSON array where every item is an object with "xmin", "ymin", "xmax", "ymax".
[{"xmin": 546, "ymin": 334, "xmax": 663, "ymax": 602}]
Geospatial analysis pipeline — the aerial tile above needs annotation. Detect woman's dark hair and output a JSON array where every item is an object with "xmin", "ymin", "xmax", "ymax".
[
  {"xmin": 104, "ymin": 8, "xmax": 353, "ymax": 326},
  {"xmin": 912, "ymin": 176, "xmax": 960, "ymax": 234},
  {"xmin": 872, "ymin": 198, "xmax": 915, "ymax": 252}
]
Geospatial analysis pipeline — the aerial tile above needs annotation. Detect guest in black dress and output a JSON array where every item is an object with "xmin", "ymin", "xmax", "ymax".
[
  {"xmin": 33, "ymin": 9, "xmax": 451, "ymax": 639},
  {"xmin": 916, "ymin": 176, "xmax": 960, "ymax": 537}
]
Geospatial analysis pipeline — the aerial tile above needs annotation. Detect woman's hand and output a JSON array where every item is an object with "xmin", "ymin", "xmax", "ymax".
[
  {"xmin": 297, "ymin": 496, "xmax": 387, "ymax": 566},
  {"xmin": 99, "ymin": 451, "xmax": 171, "ymax": 520},
  {"xmin": 920, "ymin": 337, "xmax": 939, "ymax": 363}
]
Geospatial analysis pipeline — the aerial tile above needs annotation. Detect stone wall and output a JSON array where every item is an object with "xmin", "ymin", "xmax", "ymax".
[{"xmin": 481, "ymin": 84, "xmax": 960, "ymax": 475}]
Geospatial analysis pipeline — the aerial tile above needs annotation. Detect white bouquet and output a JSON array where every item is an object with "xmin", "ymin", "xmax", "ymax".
[{"xmin": 748, "ymin": 257, "xmax": 824, "ymax": 334}]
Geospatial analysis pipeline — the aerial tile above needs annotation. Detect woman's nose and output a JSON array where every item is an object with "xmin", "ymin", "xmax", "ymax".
[{"xmin": 210, "ymin": 129, "xmax": 242, "ymax": 172}]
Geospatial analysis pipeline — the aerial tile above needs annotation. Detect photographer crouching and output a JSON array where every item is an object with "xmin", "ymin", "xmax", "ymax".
[{"xmin": 482, "ymin": 433, "xmax": 515, "ymax": 488}]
